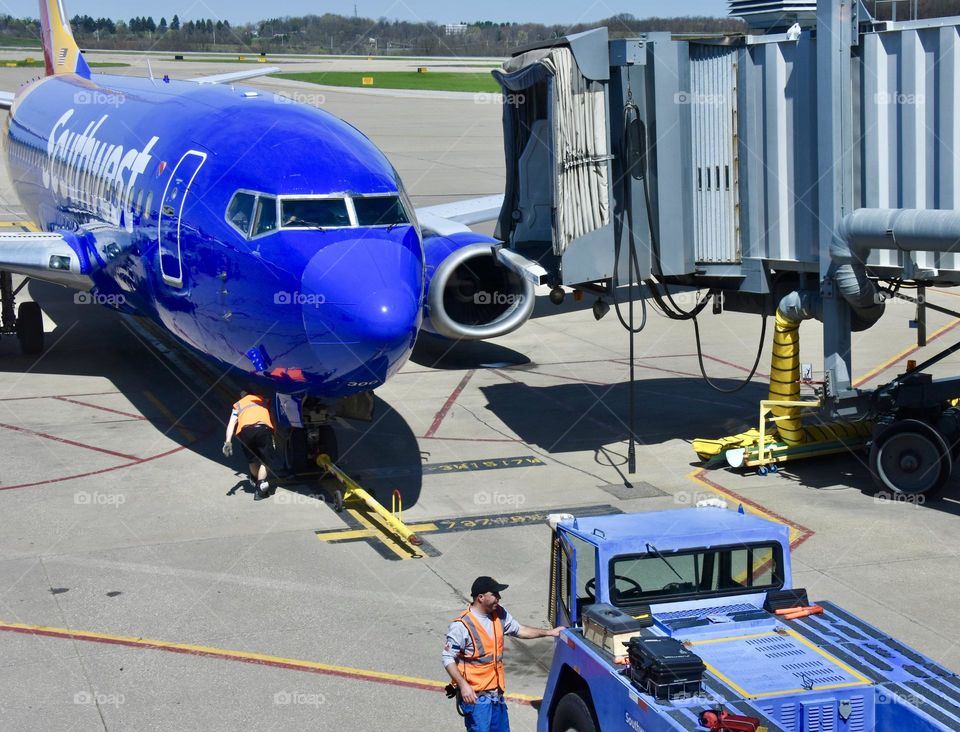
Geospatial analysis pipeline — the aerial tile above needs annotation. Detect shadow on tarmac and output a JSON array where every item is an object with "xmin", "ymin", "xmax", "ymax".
[
  {"xmin": 479, "ymin": 376, "xmax": 768, "ymax": 453},
  {"xmin": 0, "ymin": 281, "xmax": 426, "ymax": 508},
  {"xmin": 412, "ymin": 331, "xmax": 530, "ymax": 369}
]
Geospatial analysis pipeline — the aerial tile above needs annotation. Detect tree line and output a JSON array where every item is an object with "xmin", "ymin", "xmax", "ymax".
[{"xmin": 0, "ymin": 3, "xmax": 957, "ymax": 55}]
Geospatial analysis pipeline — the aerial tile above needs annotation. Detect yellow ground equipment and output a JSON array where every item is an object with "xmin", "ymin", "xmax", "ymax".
[
  {"xmin": 693, "ymin": 311, "xmax": 871, "ymax": 472},
  {"xmin": 316, "ymin": 454, "xmax": 424, "ymax": 555}
]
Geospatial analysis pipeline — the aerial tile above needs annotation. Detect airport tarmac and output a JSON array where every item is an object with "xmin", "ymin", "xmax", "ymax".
[{"xmin": 0, "ymin": 53, "xmax": 958, "ymax": 731}]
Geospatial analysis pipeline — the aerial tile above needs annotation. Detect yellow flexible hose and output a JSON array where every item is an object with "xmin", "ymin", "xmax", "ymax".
[
  {"xmin": 693, "ymin": 309, "xmax": 872, "ymax": 461},
  {"xmin": 768, "ymin": 312, "xmax": 804, "ymax": 445}
]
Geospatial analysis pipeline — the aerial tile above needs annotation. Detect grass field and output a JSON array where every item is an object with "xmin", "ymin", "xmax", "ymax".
[
  {"xmin": 0, "ymin": 58, "xmax": 128, "ymax": 68},
  {"xmin": 177, "ymin": 56, "xmax": 502, "ymax": 68},
  {"xmin": 273, "ymin": 70, "xmax": 499, "ymax": 93},
  {"xmin": 0, "ymin": 39, "xmax": 41, "ymax": 49}
]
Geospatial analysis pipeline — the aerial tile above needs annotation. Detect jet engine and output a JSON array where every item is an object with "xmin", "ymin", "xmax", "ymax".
[{"xmin": 421, "ymin": 231, "xmax": 535, "ymax": 340}]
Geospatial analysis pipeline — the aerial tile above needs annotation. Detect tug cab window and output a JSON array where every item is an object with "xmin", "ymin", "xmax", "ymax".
[
  {"xmin": 353, "ymin": 195, "xmax": 409, "ymax": 227},
  {"xmin": 281, "ymin": 198, "xmax": 350, "ymax": 229},
  {"xmin": 226, "ymin": 191, "xmax": 256, "ymax": 236},
  {"xmin": 610, "ymin": 542, "xmax": 784, "ymax": 607},
  {"xmin": 568, "ymin": 533, "xmax": 598, "ymax": 621}
]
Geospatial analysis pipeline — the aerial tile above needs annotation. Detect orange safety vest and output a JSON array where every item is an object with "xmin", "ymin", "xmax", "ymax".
[
  {"xmin": 455, "ymin": 608, "xmax": 505, "ymax": 692},
  {"xmin": 233, "ymin": 395, "xmax": 274, "ymax": 432}
]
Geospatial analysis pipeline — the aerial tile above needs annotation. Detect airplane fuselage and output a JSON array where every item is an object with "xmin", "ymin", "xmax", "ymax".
[{"xmin": 3, "ymin": 71, "xmax": 425, "ymax": 400}]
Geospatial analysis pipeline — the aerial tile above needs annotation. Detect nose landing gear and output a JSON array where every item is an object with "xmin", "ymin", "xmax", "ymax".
[{"xmin": 1, "ymin": 272, "xmax": 44, "ymax": 355}]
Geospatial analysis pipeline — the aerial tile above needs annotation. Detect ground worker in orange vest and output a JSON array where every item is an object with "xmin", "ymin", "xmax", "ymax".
[
  {"xmin": 442, "ymin": 576, "xmax": 565, "ymax": 731},
  {"xmin": 222, "ymin": 391, "xmax": 276, "ymax": 501}
]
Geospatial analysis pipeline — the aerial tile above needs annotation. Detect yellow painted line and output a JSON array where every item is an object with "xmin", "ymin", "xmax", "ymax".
[
  {"xmin": 699, "ymin": 660, "xmax": 752, "ymax": 698},
  {"xmin": 316, "ymin": 522, "xmax": 438, "ymax": 542},
  {"xmin": 345, "ymin": 507, "xmax": 425, "ymax": 559},
  {"xmin": 854, "ymin": 317, "xmax": 960, "ymax": 387},
  {"xmin": 686, "ymin": 469, "xmax": 803, "ymax": 546},
  {"xmin": 143, "ymin": 390, "xmax": 196, "ymax": 442},
  {"xmin": 0, "ymin": 220, "xmax": 39, "ymax": 231},
  {"xmin": 687, "ymin": 631, "xmax": 774, "ymax": 645},
  {"xmin": 690, "ymin": 630, "xmax": 871, "ymax": 699},
  {"xmin": 785, "ymin": 627, "xmax": 872, "ymax": 684},
  {"xmin": 0, "ymin": 618, "xmax": 539, "ymax": 704}
]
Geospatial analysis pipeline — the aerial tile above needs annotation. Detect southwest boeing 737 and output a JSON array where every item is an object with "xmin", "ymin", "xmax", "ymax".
[{"xmin": 0, "ymin": 0, "xmax": 544, "ymax": 464}]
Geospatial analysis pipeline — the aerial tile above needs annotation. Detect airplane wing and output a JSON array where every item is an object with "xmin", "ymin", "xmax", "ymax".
[
  {"xmin": 0, "ymin": 91, "xmax": 15, "ymax": 110},
  {"xmin": 189, "ymin": 67, "xmax": 281, "ymax": 85},
  {"xmin": 415, "ymin": 194, "xmax": 504, "ymax": 236},
  {"xmin": 0, "ymin": 229, "xmax": 94, "ymax": 289}
]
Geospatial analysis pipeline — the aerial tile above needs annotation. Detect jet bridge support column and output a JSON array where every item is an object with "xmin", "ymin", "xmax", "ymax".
[{"xmin": 817, "ymin": 0, "xmax": 858, "ymax": 407}]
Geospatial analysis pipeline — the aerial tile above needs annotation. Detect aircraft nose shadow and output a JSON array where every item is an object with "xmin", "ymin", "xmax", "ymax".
[
  {"xmin": 325, "ymin": 395, "xmax": 424, "ymax": 510},
  {"xmin": 412, "ymin": 332, "xmax": 530, "ymax": 370}
]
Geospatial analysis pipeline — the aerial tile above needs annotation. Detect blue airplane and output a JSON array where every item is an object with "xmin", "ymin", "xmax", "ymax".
[{"xmin": 0, "ymin": 0, "xmax": 545, "ymax": 463}]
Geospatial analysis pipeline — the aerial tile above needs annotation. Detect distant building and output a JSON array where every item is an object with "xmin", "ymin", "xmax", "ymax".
[{"xmin": 444, "ymin": 23, "xmax": 468, "ymax": 36}]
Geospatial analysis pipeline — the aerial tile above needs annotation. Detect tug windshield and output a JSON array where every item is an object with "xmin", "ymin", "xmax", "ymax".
[{"xmin": 610, "ymin": 542, "xmax": 784, "ymax": 605}]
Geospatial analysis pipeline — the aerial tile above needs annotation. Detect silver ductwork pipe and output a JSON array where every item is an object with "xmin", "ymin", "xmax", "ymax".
[
  {"xmin": 833, "ymin": 207, "xmax": 960, "ymax": 329},
  {"xmin": 828, "ymin": 210, "xmax": 890, "ymax": 332},
  {"xmin": 838, "ymin": 208, "xmax": 960, "ymax": 252},
  {"xmin": 777, "ymin": 289, "xmax": 821, "ymax": 323}
]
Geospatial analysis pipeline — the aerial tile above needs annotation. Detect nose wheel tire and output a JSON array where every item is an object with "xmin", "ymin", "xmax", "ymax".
[
  {"xmin": 870, "ymin": 419, "xmax": 952, "ymax": 497},
  {"xmin": 16, "ymin": 301, "xmax": 43, "ymax": 355}
]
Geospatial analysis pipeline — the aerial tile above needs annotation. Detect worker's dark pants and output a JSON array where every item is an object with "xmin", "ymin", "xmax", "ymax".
[
  {"xmin": 237, "ymin": 424, "xmax": 275, "ymax": 468},
  {"xmin": 461, "ymin": 696, "xmax": 509, "ymax": 732}
]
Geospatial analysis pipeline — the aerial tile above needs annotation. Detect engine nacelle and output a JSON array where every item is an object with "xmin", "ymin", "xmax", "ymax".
[{"xmin": 421, "ymin": 231, "xmax": 535, "ymax": 340}]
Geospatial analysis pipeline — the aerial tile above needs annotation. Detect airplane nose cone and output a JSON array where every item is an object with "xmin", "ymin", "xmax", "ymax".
[{"xmin": 300, "ymin": 233, "xmax": 422, "ymax": 351}]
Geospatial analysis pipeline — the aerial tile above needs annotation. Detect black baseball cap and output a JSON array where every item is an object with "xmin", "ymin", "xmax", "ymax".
[{"xmin": 471, "ymin": 576, "xmax": 509, "ymax": 597}]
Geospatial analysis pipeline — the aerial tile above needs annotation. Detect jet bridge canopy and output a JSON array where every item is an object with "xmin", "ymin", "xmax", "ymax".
[{"xmin": 493, "ymin": 15, "xmax": 960, "ymax": 288}]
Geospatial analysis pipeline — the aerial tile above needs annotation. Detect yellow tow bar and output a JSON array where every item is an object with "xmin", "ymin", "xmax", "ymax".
[{"xmin": 316, "ymin": 454, "xmax": 424, "ymax": 552}]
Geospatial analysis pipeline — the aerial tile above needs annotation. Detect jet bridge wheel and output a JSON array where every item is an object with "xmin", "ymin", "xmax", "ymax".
[
  {"xmin": 551, "ymin": 692, "xmax": 597, "ymax": 732},
  {"xmin": 869, "ymin": 419, "xmax": 952, "ymax": 497},
  {"xmin": 15, "ymin": 302, "xmax": 43, "ymax": 355}
]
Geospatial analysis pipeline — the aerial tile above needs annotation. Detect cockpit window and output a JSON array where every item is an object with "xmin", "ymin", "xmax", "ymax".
[
  {"xmin": 281, "ymin": 198, "xmax": 350, "ymax": 229},
  {"xmin": 253, "ymin": 195, "xmax": 278, "ymax": 237},
  {"xmin": 353, "ymin": 195, "xmax": 410, "ymax": 227},
  {"xmin": 227, "ymin": 192, "xmax": 256, "ymax": 236}
]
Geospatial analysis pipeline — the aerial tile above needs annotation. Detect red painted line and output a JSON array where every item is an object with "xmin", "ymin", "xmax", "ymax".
[
  {"xmin": 612, "ymin": 359, "xmax": 706, "ymax": 380},
  {"xmin": 0, "ymin": 445, "xmax": 189, "ymax": 491},
  {"xmin": 423, "ymin": 369, "xmax": 475, "ymax": 438},
  {"xmin": 0, "ymin": 391, "xmax": 121, "ymax": 402},
  {"xmin": 401, "ymin": 353, "xmax": 701, "ymax": 375},
  {"xmin": 0, "ymin": 623, "xmax": 535, "ymax": 706},
  {"xmin": 699, "ymin": 354, "xmax": 770, "ymax": 381},
  {"xmin": 52, "ymin": 396, "xmax": 146, "ymax": 421},
  {"xmin": 692, "ymin": 468, "xmax": 814, "ymax": 550},
  {"xmin": 0, "ymin": 423, "xmax": 140, "ymax": 461},
  {"xmin": 493, "ymin": 369, "xmax": 626, "ymax": 438}
]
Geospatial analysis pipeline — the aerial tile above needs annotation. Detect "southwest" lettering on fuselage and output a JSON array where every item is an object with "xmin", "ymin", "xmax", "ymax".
[{"xmin": 43, "ymin": 109, "xmax": 159, "ymax": 232}]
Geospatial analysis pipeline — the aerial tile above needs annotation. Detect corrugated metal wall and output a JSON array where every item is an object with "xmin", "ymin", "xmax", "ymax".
[
  {"xmin": 689, "ymin": 45, "xmax": 741, "ymax": 264},
  {"xmin": 860, "ymin": 26, "xmax": 960, "ymax": 275},
  {"xmin": 709, "ymin": 22, "xmax": 960, "ymax": 280},
  {"xmin": 736, "ymin": 36, "xmax": 819, "ymax": 266}
]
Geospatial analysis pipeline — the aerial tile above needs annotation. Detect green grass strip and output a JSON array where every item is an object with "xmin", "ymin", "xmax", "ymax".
[{"xmin": 273, "ymin": 69, "xmax": 499, "ymax": 93}]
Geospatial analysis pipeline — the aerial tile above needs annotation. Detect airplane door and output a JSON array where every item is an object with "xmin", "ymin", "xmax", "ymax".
[{"xmin": 158, "ymin": 150, "xmax": 207, "ymax": 288}]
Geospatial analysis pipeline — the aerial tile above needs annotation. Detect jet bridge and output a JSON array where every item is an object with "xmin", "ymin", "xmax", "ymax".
[{"xmin": 492, "ymin": 0, "xmax": 960, "ymax": 496}]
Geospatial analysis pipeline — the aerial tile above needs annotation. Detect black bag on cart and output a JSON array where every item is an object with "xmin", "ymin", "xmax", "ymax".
[{"xmin": 626, "ymin": 636, "xmax": 705, "ymax": 700}]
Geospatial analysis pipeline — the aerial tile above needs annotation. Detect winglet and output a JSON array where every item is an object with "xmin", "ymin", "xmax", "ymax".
[{"xmin": 39, "ymin": 0, "xmax": 91, "ymax": 79}]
